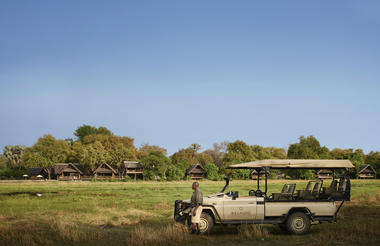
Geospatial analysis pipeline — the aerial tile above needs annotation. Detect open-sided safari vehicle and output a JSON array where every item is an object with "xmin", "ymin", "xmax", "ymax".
[{"xmin": 174, "ymin": 159, "xmax": 354, "ymax": 235}]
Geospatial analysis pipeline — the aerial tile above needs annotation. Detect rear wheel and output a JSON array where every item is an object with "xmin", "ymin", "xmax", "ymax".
[
  {"xmin": 199, "ymin": 212, "xmax": 214, "ymax": 234},
  {"xmin": 286, "ymin": 212, "xmax": 311, "ymax": 235}
]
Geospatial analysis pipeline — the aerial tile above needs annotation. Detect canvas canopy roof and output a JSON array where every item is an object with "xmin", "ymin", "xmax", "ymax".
[{"xmin": 228, "ymin": 159, "xmax": 354, "ymax": 169}]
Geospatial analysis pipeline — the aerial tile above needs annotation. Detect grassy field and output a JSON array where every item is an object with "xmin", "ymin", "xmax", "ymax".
[{"xmin": 0, "ymin": 179, "xmax": 379, "ymax": 246}]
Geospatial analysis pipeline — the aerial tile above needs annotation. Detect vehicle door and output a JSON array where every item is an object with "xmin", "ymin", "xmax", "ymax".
[{"xmin": 223, "ymin": 197, "xmax": 257, "ymax": 221}]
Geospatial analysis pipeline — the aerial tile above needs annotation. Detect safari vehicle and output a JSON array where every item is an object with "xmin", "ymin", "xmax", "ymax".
[{"xmin": 174, "ymin": 159, "xmax": 354, "ymax": 235}]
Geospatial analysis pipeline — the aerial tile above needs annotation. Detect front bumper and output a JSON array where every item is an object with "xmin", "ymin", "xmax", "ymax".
[{"xmin": 174, "ymin": 200, "xmax": 191, "ymax": 224}]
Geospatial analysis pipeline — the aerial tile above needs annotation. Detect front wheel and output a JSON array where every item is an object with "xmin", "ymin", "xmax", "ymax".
[
  {"xmin": 286, "ymin": 212, "xmax": 311, "ymax": 235},
  {"xmin": 199, "ymin": 212, "xmax": 214, "ymax": 234}
]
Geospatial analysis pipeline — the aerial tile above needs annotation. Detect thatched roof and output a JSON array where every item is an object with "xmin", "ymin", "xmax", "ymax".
[
  {"xmin": 186, "ymin": 164, "xmax": 205, "ymax": 175},
  {"xmin": 51, "ymin": 163, "xmax": 83, "ymax": 175},
  {"xmin": 93, "ymin": 163, "xmax": 117, "ymax": 174},
  {"xmin": 359, "ymin": 165, "xmax": 375, "ymax": 174},
  {"xmin": 120, "ymin": 161, "xmax": 142, "ymax": 169},
  {"xmin": 28, "ymin": 168, "xmax": 48, "ymax": 176},
  {"xmin": 316, "ymin": 169, "xmax": 333, "ymax": 174},
  {"xmin": 250, "ymin": 169, "xmax": 269, "ymax": 175}
]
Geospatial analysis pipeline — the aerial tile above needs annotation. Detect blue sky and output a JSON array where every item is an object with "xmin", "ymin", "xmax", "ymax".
[{"xmin": 1, "ymin": 0, "xmax": 380, "ymax": 154}]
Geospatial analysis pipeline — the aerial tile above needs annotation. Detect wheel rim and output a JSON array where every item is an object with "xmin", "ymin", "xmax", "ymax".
[
  {"xmin": 292, "ymin": 217, "xmax": 306, "ymax": 231},
  {"xmin": 199, "ymin": 217, "xmax": 209, "ymax": 232}
]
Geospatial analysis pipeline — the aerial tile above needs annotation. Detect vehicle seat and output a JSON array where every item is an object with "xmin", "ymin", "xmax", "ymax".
[
  {"xmin": 297, "ymin": 180, "xmax": 322, "ymax": 199},
  {"xmin": 304, "ymin": 180, "xmax": 323, "ymax": 199},
  {"xmin": 272, "ymin": 184, "xmax": 296, "ymax": 200},
  {"xmin": 281, "ymin": 184, "xmax": 289, "ymax": 193},
  {"xmin": 269, "ymin": 184, "xmax": 288, "ymax": 200},
  {"xmin": 297, "ymin": 181, "xmax": 313, "ymax": 199},
  {"xmin": 321, "ymin": 179, "xmax": 338, "ymax": 198},
  {"xmin": 330, "ymin": 177, "xmax": 348, "ymax": 200}
]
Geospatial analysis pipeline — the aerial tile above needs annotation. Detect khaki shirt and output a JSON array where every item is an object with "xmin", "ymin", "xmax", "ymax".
[{"xmin": 190, "ymin": 189, "xmax": 203, "ymax": 208}]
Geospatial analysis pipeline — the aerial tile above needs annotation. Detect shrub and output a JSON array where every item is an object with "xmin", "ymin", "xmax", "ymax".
[
  {"xmin": 166, "ymin": 165, "xmax": 184, "ymax": 181},
  {"xmin": 204, "ymin": 163, "xmax": 222, "ymax": 181},
  {"xmin": 0, "ymin": 168, "xmax": 26, "ymax": 180}
]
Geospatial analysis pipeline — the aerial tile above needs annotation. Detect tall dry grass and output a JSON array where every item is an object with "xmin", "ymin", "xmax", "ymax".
[
  {"xmin": 310, "ymin": 221, "xmax": 380, "ymax": 246},
  {"xmin": 0, "ymin": 221, "xmax": 45, "ymax": 246},
  {"xmin": 50, "ymin": 218, "xmax": 105, "ymax": 243},
  {"xmin": 237, "ymin": 224, "xmax": 270, "ymax": 240},
  {"xmin": 126, "ymin": 223, "xmax": 193, "ymax": 246}
]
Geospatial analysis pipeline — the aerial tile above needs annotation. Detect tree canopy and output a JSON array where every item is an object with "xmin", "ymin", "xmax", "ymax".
[
  {"xmin": 74, "ymin": 125, "xmax": 113, "ymax": 142},
  {"xmin": 1, "ymin": 125, "xmax": 378, "ymax": 180}
]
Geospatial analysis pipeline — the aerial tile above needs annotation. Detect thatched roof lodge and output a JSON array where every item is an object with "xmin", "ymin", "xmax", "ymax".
[
  {"xmin": 51, "ymin": 163, "xmax": 83, "ymax": 181},
  {"xmin": 93, "ymin": 163, "xmax": 117, "ymax": 179},
  {"xmin": 315, "ymin": 169, "xmax": 333, "ymax": 179},
  {"xmin": 119, "ymin": 161, "xmax": 144, "ymax": 180},
  {"xmin": 250, "ymin": 169, "xmax": 269, "ymax": 180},
  {"xmin": 185, "ymin": 164, "xmax": 206, "ymax": 180},
  {"xmin": 28, "ymin": 167, "xmax": 50, "ymax": 180},
  {"xmin": 358, "ymin": 165, "xmax": 376, "ymax": 179}
]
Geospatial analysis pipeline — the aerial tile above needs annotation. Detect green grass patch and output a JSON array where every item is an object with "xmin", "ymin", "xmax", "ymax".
[{"xmin": 0, "ymin": 180, "xmax": 379, "ymax": 246}]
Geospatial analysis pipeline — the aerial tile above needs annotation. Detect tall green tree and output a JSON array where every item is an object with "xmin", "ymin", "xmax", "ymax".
[
  {"xmin": 204, "ymin": 163, "xmax": 222, "ymax": 181},
  {"xmin": 138, "ymin": 144, "xmax": 167, "ymax": 159},
  {"xmin": 80, "ymin": 141, "xmax": 109, "ymax": 171},
  {"xmin": 288, "ymin": 135, "xmax": 330, "ymax": 159},
  {"xmin": 366, "ymin": 151, "xmax": 380, "ymax": 178},
  {"xmin": 22, "ymin": 135, "xmax": 70, "ymax": 167},
  {"xmin": 251, "ymin": 145, "xmax": 272, "ymax": 160},
  {"xmin": 74, "ymin": 125, "xmax": 112, "ymax": 142},
  {"xmin": 0, "ymin": 154, "xmax": 7, "ymax": 169},
  {"xmin": 223, "ymin": 140, "xmax": 257, "ymax": 166},
  {"xmin": 286, "ymin": 135, "xmax": 330, "ymax": 179},
  {"xmin": 265, "ymin": 147, "xmax": 287, "ymax": 159},
  {"xmin": 3, "ymin": 145, "xmax": 26, "ymax": 168},
  {"xmin": 108, "ymin": 143, "xmax": 137, "ymax": 167},
  {"xmin": 140, "ymin": 151, "xmax": 171, "ymax": 180},
  {"xmin": 330, "ymin": 148, "xmax": 365, "ymax": 177},
  {"xmin": 171, "ymin": 145, "xmax": 198, "ymax": 167}
]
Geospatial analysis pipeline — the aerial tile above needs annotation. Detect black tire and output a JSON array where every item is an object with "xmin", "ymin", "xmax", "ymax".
[
  {"xmin": 286, "ymin": 212, "xmax": 311, "ymax": 235},
  {"xmin": 199, "ymin": 212, "xmax": 214, "ymax": 234}
]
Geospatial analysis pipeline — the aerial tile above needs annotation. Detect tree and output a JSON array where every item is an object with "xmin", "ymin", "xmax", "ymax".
[
  {"xmin": 286, "ymin": 136, "xmax": 330, "ymax": 179},
  {"xmin": 138, "ymin": 144, "xmax": 167, "ymax": 159},
  {"xmin": 166, "ymin": 165, "xmax": 184, "ymax": 181},
  {"xmin": 108, "ymin": 143, "xmax": 137, "ymax": 167},
  {"xmin": 22, "ymin": 135, "xmax": 70, "ymax": 168},
  {"xmin": 171, "ymin": 147, "xmax": 198, "ymax": 167},
  {"xmin": 3, "ymin": 145, "xmax": 26, "ymax": 168},
  {"xmin": 366, "ymin": 151, "xmax": 380, "ymax": 178},
  {"xmin": 66, "ymin": 141, "xmax": 85, "ymax": 164},
  {"xmin": 288, "ymin": 135, "xmax": 330, "ymax": 159},
  {"xmin": 204, "ymin": 163, "xmax": 222, "ymax": 181},
  {"xmin": 190, "ymin": 143, "xmax": 202, "ymax": 153},
  {"xmin": 0, "ymin": 155, "xmax": 7, "ymax": 169},
  {"xmin": 348, "ymin": 149, "xmax": 365, "ymax": 178},
  {"xmin": 197, "ymin": 152, "xmax": 214, "ymax": 166},
  {"xmin": 330, "ymin": 148, "xmax": 365, "ymax": 177},
  {"xmin": 202, "ymin": 142, "xmax": 228, "ymax": 168},
  {"xmin": 223, "ymin": 140, "xmax": 257, "ymax": 166},
  {"xmin": 74, "ymin": 125, "xmax": 112, "ymax": 142},
  {"xmin": 80, "ymin": 141, "xmax": 109, "ymax": 171},
  {"xmin": 251, "ymin": 145, "xmax": 272, "ymax": 160},
  {"xmin": 140, "ymin": 151, "xmax": 171, "ymax": 180},
  {"xmin": 265, "ymin": 147, "xmax": 287, "ymax": 159}
]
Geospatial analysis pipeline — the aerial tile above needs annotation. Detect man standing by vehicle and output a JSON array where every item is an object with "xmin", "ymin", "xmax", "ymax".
[{"xmin": 190, "ymin": 181, "xmax": 203, "ymax": 234}]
